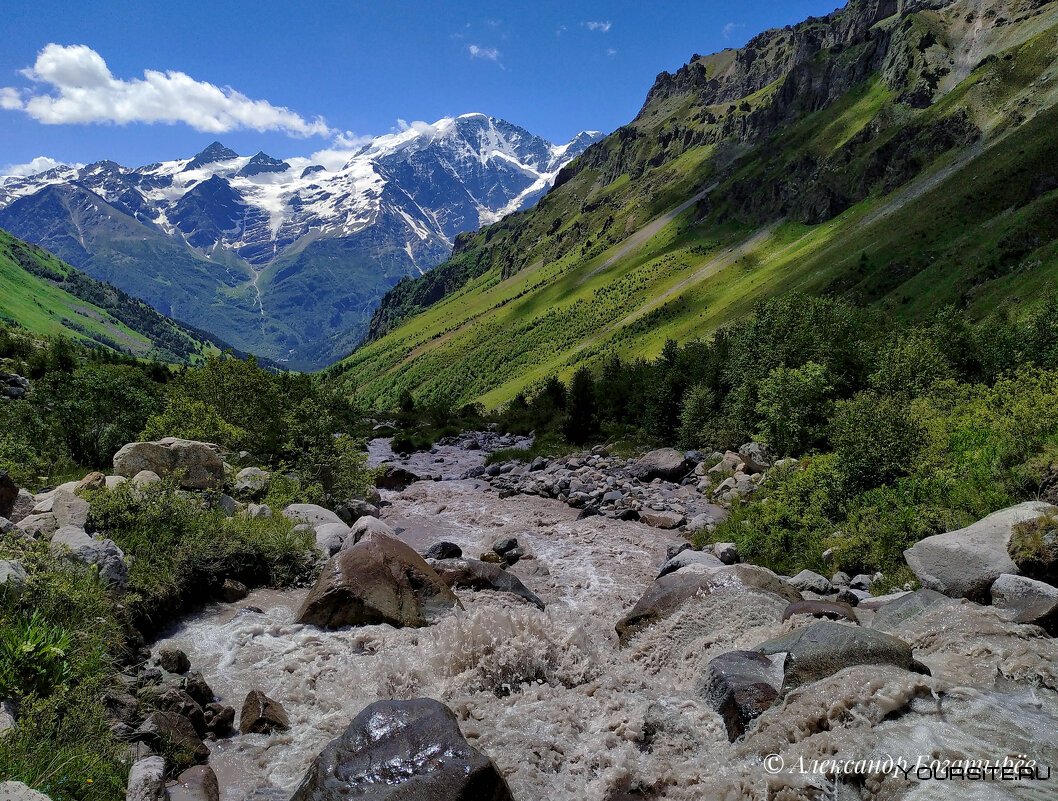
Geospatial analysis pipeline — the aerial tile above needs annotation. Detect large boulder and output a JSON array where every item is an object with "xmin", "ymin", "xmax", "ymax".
[
  {"xmin": 126, "ymin": 755, "xmax": 167, "ymax": 801},
  {"xmin": 51, "ymin": 490, "xmax": 90, "ymax": 528},
  {"xmin": 135, "ymin": 711, "xmax": 209, "ymax": 767},
  {"xmin": 113, "ymin": 439, "xmax": 224, "ymax": 490},
  {"xmin": 754, "ymin": 621, "xmax": 926, "ymax": 693},
  {"xmin": 233, "ymin": 467, "xmax": 270, "ymax": 499},
  {"xmin": 297, "ymin": 532, "xmax": 461, "ymax": 628},
  {"xmin": 169, "ymin": 765, "xmax": 219, "ymax": 801},
  {"xmin": 50, "ymin": 526, "xmax": 128, "ymax": 590},
  {"xmin": 789, "ymin": 570, "xmax": 833, "ymax": 595},
  {"xmin": 289, "ymin": 698, "xmax": 513, "ymax": 801},
  {"xmin": 314, "ymin": 522, "xmax": 352, "ymax": 556},
  {"xmin": 657, "ymin": 549, "xmax": 723, "ymax": 577},
  {"xmin": 429, "ymin": 558, "xmax": 545, "ymax": 610},
  {"xmin": 870, "ymin": 588, "xmax": 954, "ymax": 632},
  {"xmin": 239, "ymin": 689, "xmax": 289, "ymax": 734},
  {"xmin": 343, "ymin": 515, "xmax": 395, "ymax": 547},
  {"xmin": 990, "ymin": 573, "xmax": 1058, "ymax": 626},
  {"xmin": 16, "ymin": 513, "xmax": 57, "ymax": 540},
  {"xmin": 283, "ymin": 504, "xmax": 344, "ymax": 528},
  {"xmin": 375, "ymin": 465, "xmax": 422, "ymax": 491},
  {"xmin": 903, "ymin": 502, "xmax": 1055, "ymax": 600},
  {"xmin": 738, "ymin": 442, "xmax": 772, "ymax": 473},
  {"xmin": 616, "ymin": 564, "xmax": 800, "ymax": 645},
  {"xmin": 702, "ymin": 651, "xmax": 784, "ymax": 741},
  {"xmin": 0, "ymin": 782, "xmax": 54, "ymax": 801},
  {"xmin": 7, "ymin": 489, "xmax": 35, "ymax": 524},
  {"xmin": 627, "ymin": 448, "xmax": 691, "ymax": 482},
  {"xmin": 0, "ymin": 560, "xmax": 28, "ymax": 594}
]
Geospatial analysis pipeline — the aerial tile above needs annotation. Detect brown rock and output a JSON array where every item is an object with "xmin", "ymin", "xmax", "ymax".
[
  {"xmin": 239, "ymin": 689, "xmax": 289, "ymax": 734},
  {"xmin": 782, "ymin": 599, "xmax": 859, "ymax": 624}
]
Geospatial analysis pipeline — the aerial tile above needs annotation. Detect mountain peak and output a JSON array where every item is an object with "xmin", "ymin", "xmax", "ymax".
[
  {"xmin": 237, "ymin": 151, "xmax": 291, "ymax": 177},
  {"xmin": 183, "ymin": 141, "xmax": 240, "ymax": 171}
]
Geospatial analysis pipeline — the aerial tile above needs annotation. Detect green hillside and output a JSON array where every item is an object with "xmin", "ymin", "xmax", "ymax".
[
  {"xmin": 0, "ymin": 228, "xmax": 226, "ymax": 362},
  {"xmin": 333, "ymin": 0, "xmax": 1058, "ymax": 408}
]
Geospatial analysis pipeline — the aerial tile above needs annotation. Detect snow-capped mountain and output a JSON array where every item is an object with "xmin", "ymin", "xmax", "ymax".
[{"xmin": 0, "ymin": 114, "xmax": 602, "ymax": 368}]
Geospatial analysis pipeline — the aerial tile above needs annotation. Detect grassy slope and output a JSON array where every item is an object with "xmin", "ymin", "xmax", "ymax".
[
  {"xmin": 0, "ymin": 229, "xmax": 220, "ymax": 362},
  {"xmin": 333, "ymin": 2, "xmax": 1058, "ymax": 408}
]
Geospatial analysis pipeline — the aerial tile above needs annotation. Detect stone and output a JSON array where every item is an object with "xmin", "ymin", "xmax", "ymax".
[
  {"xmin": 7, "ymin": 489, "xmax": 34, "ymax": 524},
  {"xmin": 657, "ymin": 549, "xmax": 723, "ymax": 577},
  {"xmin": 850, "ymin": 573, "xmax": 873, "ymax": 591},
  {"xmin": 297, "ymin": 531, "xmax": 461, "ymax": 628},
  {"xmin": 429, "ymin": 558, "xmax": 545, "ymax": 610},
  {"xmin": 233, "ymin": 467, "xmax": 270, "ymax": 498},
  {"xmin": 616, "ymin": 565, "xmax": 800, "ymax": 644},
  {"xmin": 314, "ymin": 522, "xmax": 351, "ymax": 556},
  {"xmin": 220, "ymin": 578, "xmax": 248, "ymax": 603},
  {"xmin": 182, "ymin": 672, "xmax": 216, "ymax": 707},
  {"xmin": 755, "ymin": 621, "xmax": 926, "ymax": 693},
  {"xmin": 855, "ymin": 591, "xmax": 911, "ymax": 611},
  {"xmin": 480, "ymin": 551, "xmax": 504, "ymax": 564},
  {"xmin": 157, "ymin": 647, "xmax": 191, "ymax": 674},
  {"xmin": 132, "ymin": 470, "xmax": 161, "ymax": 487},
  {"xmin": 1007, "ymin": 514, "xmax": 1058, "ymax": 584},
  {"xmin": 782, "ymin": 599, "xmax": 859, "ymax": 624},
  {"xmin": 215, "ymin": 495, "xmax": 240, "ymax": 517},
  {"xmin": 50, "ymin": 526, "xmax": 128, "ymax": 589},
  {"xmin": 0, "ymin": 783, "xmax": 53, "ymax": 801},
  {"xmin": 702, "ymin": 651, "xmax": 783, "ymax": 741},
  {"xmin": 105, "ymin": 475, "xmax": 127, "ymax": 490},
  {"xmin": 492, "ymin": 537, "xmax": 519, "ymax": 556},
  {"xmin": 0, "ymin": 560, "xmax": 28, "ymax": 593},
  {"xmin": 169, "ymin": 765, "xmax": 219, "ymax": 801},
  {"xmin": 282, "ymin": 503, "xmax": 343, "ymax": 528},
  {"xmin": 831, "ymin": 571, "xmax": 851, "ymax": 586},
  {"xmin": 0, "ymin": 699, "xmax": 16, "ymax": 733},
  {"xmin": 738, "ymin": 442, "xmax": 772, "ymax": 473},
  {"xmin": 424, "ymin": 541, "xmax": 463, "ymax": 560},
  {"xmin": 288, "ymin": 698, "xmax": 513, "ymax": 801},
  {"xmin": 16, "ymin": 512, "xmax": 57, "ymax": 540},
  {"xmin": 158, "ymin": 688, "xmax": 206, "ymax": 735},
  {"xmin": 203, "ymin": 703, "xmax": 235, "ymax": 736},
  {"xmin": 375, "ymin": 465, "xmax": 421, "ymax": 491},
  {"xmin": 639, "ymin": 510, "xmax": 686, "ymax": 529},
  {"xmin": 904, "ymin": 501, "xmax": 1055, "ymax": 601},
  {"xmin": 502, "ymin": 546, "xmax": 526, "ymax": 566},
  {"xmin": 334, "ymin": 499, "xmax": 379, "ymax": 525},
  {"xmin": 790, "ymin": 570, "xmax": 834, "ymax": 594},
  {"xmin": 344, "ymin": 515, "xmax": 395, "ymax": 547},
  {"xmin": 665, "ymin": 542, "xmax": 692, "ymax": 562},
  {"xmin": 713, "ymin": 542, "xmax": 740, "ymax": 565},
  {"xmin": 990, "ymin": 574, "xmax": 1058, "ymax": 626},
  {"xmin": 246, "ymin": 503, "xmax": 272, "ymax": 519},
  {"xmin": 75, "ymin": 471, "xmax": 107, "ymax": 493},
  {"xmin": 628, "ymin": 448, "xmax": 692, "ymax": 482},
  {"xmin": 113, "ymin": 439, "xmax": 224, "ymax": 490},
  {"xmin": 239, "ymin": 689, "xmax": 289, "ymax": 734},
  {"xmin": 136, "ymin": 711, "xmax": 209, "ymax": 767}
]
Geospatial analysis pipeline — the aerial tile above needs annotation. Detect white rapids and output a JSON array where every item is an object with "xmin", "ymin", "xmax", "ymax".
[{"xmin": 156, "ymin": 448, "xmax": 1058, "ymax": 801}]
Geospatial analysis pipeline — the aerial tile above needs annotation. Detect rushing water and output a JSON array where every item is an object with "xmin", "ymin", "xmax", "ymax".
[{"xmin": 156, "ymin": 447, "xmax": 1058, "ymax": 801}]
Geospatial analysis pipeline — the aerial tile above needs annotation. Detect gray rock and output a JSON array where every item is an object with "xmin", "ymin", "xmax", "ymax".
[
  {"xmin": 0, "ymin": 781, "xmax": 55, "ymax": 801},
  {"xmin": 283, "ymin": 503, "xmax": 344, "ymax": 528},
  {"xmin": 702, "ymin": 651, "xmax": 783, "ymax": 741},
  {"xmin": 657, "ymin": 549, "xmax": 723, "ymax": 577},
  {"xmin": 135, "ymin": 711, "xmax": 209, "ymax": 767},
  {"xmin": 220, "ymin": 578, "xmax": 248, "ymax": 603},
  {"xmin": 114, "ymin": 438, "xmax": 224, "ymax": 490},
  {"xmin": 0, "ymin": 699, "xmax": 16, "ymax": 733},
  {"xmin": 157, "ymin": 647, "xmax": 191, "ymax": 674},
  {"xmin": 297, "ymin": 532, "xmax": 461, "ymax": 628},
  {"xmin": 0, "ymin": 560, "xmax": 28, "ymax": 593},
  {"xmin": 904, "ymin": 501, "xmax": 1055, "ymax": 600},
  {"xmin": 790, "ymin": 570, "xmax": 834, "ymax": 594},
  {"xmin": 169, "ymin": 765, "xmax": 219, "ymax": 801},
  {"xmin": 782, "ymin": 599, "xmax": 858, "ymax": 623},
  {"xmin": 50, "ymin": 526, "xmax": 128, "ymax": 589},
  {"xmin": 16, "ymin": 512, "xmax": 57, "ymax": 540},
  {"xmin": 638, "ymin": 509, "xmax": 685, "ymax": 529},
  {"xmin": 239, "ymin": 689, "xmax": 289, "ymax": 734},
  {"xmin": 755, "ymin": 621, "xmax": 926, "ymax": 693},
  {"xmin": 990, "ymin": 573, "xmax": 1058, "ymax": 625},
  {"xmin": 343, "ymin": 515, "xmax": 395, "ymax": 548},
  {"xmin": 132, "ymin": 470, "xmax": 161, "ymax": 487},
  {"xmin": 314, "ymin": 522, "xmax": 352, "ymax": 556},
  {"xmin": 850, "ymin": 573, "xmax": 873, "ymax": 591},
  {"xmin": 831, "ymin": 571, "xmax": 851, "ymax": 586},
  {"xmin": 50, "ymin": 490, "xmax": 90, "ymax": 528},
  {"xmin": 288, "ymin": 698, "xmax": 513, "ymax": 801},
  {"xmin": 245, "ymin": 503, "xmax": 272, "ymax": 519},
  {"xmin": 492, "ymin": 537, "xmax": 519, "ymax": 556},
  {"xmin": 233, "ymin": 467, "xmax": 270, "ymax": 498},
  {"xmin": 713, "ymin": 542, "xmax": 740, "ymax": 565},
  {"xmin": 105, "ymin": 475, "xmax": 128, "ymax": 490},
  {"xmin": 424, "ymin": 541, "xmax": 462, "ymax": 560},
  {"xmin": 215, "ymin": 494, "xmax": 241, "ymax": 517},
  {"xmin": 628, "ymin": 448, "xmax": 691, "ymax": 482},
  {"xmin": 855, "ymin": 591, "xmax": 911, "ymax": 611},
  {"xmin": 429, "ymin": 557, "xmax": 545, "ymax": 610},
  {"xmin": 602, "ymin": 490, "xmax": 624, "ymax": 504},
  {"xmin": 738, "ymin": 442, "xmax": 772, "ymax": 473},
  {"xmin": 8, "ymin": 489, "xmax": 35, "ymax": 524},
  {"xmin": 126, "ymin": 755, "xmax": 167, "ymax": 801}
]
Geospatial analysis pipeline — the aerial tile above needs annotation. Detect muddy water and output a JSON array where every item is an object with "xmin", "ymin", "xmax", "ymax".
[{"xmin": 157, "ymin": 468, "xmax": 1058, "ymax": 800}]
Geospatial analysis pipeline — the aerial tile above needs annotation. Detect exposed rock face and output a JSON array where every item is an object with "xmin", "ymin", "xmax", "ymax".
[
  {"xmin": 289, "ymin": 698, "xmax": 513, "ymax": 801},
  {"xmin": 297, "ymin": 532, "xmax": 461, "ymax": 628},
  {"xmin": 428, "ymin": 558, "xmax": 546, "ymax": 610},
  {"xmin": 754, "ymin": 621, "xmax": 925, "ymax": 693},
  {"xmin": 239, "ymin": 689, "xmax": 290, "ymax": 734},
  {"xmin": 616, "ymin": 564, "xmax": 800, "ymax": 644},
  {"xmin": 990, "ymin": 574, "xmax": 1058, "ymax": 626},
  {"xmin": 113, "ymin": 439, "xmax": 224, "ymax": 490},
  {"xmin": 869, "ymin": 588, "xmax": 954, "ymax": 632},
  {"xmin": 904, "ymin": 502, "xmax": 1055, "ymax": 600},
  {"xmin": 627, "ymin": 448, "xmax": 691, "ymax": 482},
  {"xmin": 125, "ymin": 755, "xmax": 167, "ymax": 801},
  {"xmin": 702, "ymin": 651, "xmax": 784, "ymax": 741}
]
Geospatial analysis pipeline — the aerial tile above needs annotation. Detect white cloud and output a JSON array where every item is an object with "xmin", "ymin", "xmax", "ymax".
[
  {"xmin": 467, "ymin": 44, "xmax": 502, "ymax": 63},
  {"xmin": 607, "ymin": 48, "xmax": 618, "ymax": 57},
  {"xmin": 584, "ymin": 21, "xmax": 612, "ymax": 32},
  {"xmin": 722, "ymin": 22, "xmax": 745, "ymax": 40},
  {"xmin": 556, "ymin": 25, "xmax": 568, "ymax": 37},
  {"xmin": 3, "ymin": 155, "xmax": 79, "ymax": 178},
  {"xmin": 1, "ymin": 44, "xmax": 332, "ymax": 137}
]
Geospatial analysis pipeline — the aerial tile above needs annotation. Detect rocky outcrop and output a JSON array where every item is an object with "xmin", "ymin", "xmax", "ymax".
[
  {"xmin": 113, "ymin": 438, "xmax": 224, "ymax": 490},
  {"xmin": 289, "ymin": 698, "xmax": 513, "ymax": 801},
  {"xmin": 297, "ymin": 532, "xmax": 461, "ymax": 628},
  {"xmin": 904, "ymin": 502, "xmax": 1055, "ymax": 600}
]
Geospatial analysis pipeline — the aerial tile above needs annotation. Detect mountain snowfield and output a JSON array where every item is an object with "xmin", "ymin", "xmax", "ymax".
[{"xmin": 0, "ymin": 114, "xmax": 602, "ymax": 367}]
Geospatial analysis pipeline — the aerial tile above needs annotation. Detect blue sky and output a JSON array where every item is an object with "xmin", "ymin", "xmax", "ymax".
[{"xmin": 1, "ymin": 0, "xmax": 841, "ymax": 174}]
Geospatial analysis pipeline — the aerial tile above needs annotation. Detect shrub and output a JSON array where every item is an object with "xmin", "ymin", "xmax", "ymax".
[
  {"xmin": 830, "ymin": 392, "xmax": 924, "ymax": 494},
  {"xmin": 0, "ymin": 611, "xmax": 73, "ymax": 701},
  {"xmin": 755, "ymin": 361, "xmax": 833, "ymax": 456}
]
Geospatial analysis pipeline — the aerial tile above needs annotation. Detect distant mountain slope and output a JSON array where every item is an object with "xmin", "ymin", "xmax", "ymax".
[
  {"xmin": 0, "ymin": 116, "xmax": 602, "ymax": 368},
  {"xmin": 0, "ymin": 228, "xmax": 233, "ymax": 362},
  {"xmin": 335, "ymin": 0, "xmax": 1058, "ymax": 408}
]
